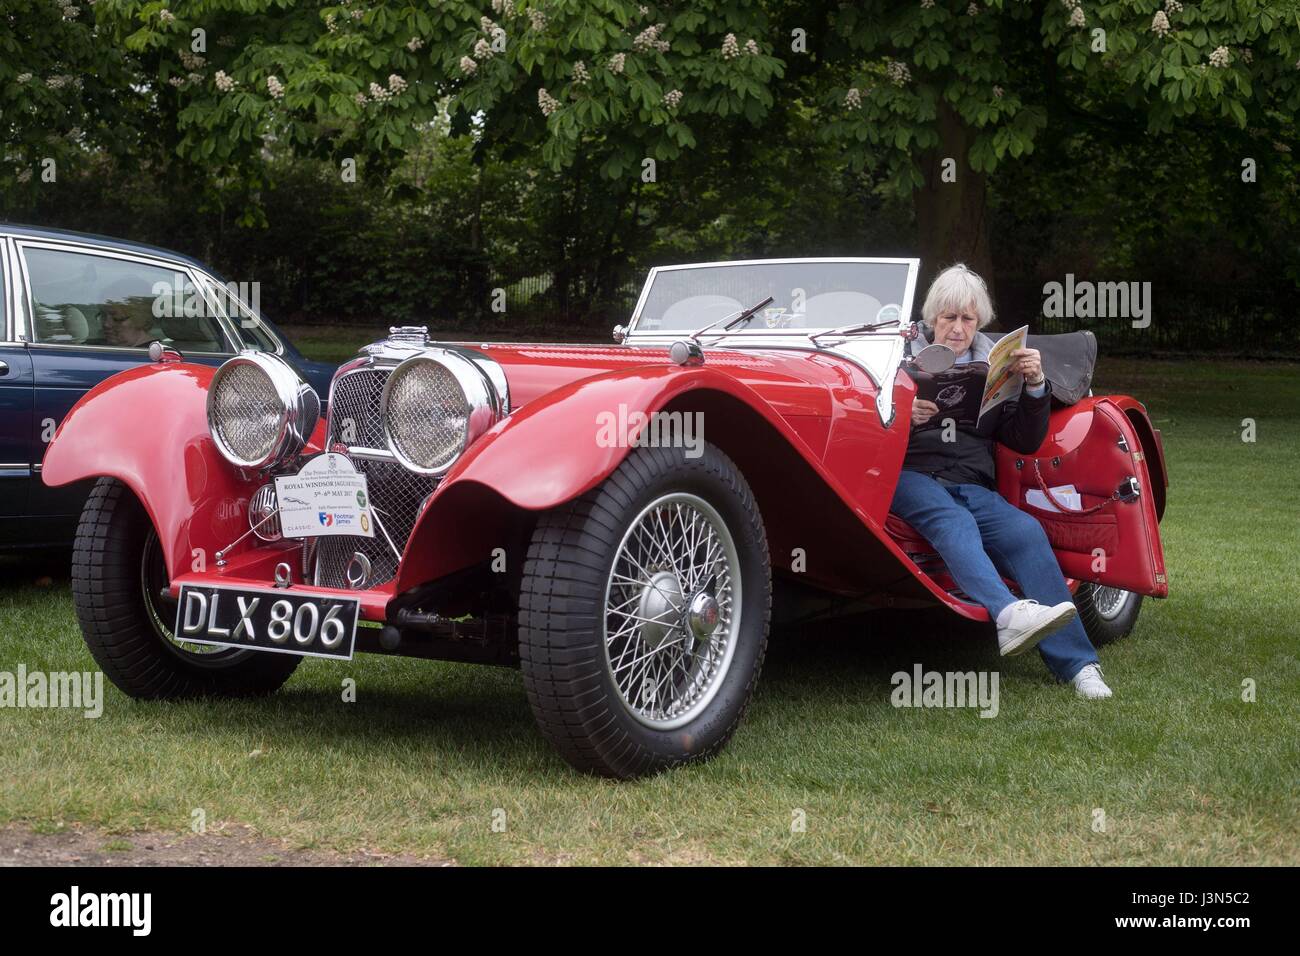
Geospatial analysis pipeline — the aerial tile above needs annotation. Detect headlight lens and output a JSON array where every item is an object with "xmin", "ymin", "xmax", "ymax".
[
  {"xmin": 382, "ymin": 351, "xmax": 501, "ymax": 475},
  {"xmin": 207, "ymin": 352, "xmax": 320, "ymax": 470}
]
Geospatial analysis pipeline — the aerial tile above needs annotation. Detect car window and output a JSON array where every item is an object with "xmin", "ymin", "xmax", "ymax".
[
  {"xmin": 23, "ymin": 247, "xmax": 228, "ymax": 352},
  {"xmin": 201, "ymin": 276, "xmax": 280, "ymax": 352}
]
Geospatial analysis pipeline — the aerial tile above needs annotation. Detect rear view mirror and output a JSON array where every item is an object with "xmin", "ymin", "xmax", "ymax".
[{"xmin": 913, "ymin": 343, "xmax": 956, "ymax": 374}]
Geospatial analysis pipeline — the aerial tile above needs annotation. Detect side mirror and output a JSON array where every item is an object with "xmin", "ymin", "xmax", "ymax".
[{"xmin": 913, "ymin": 343, "xmax": 956, "ymax": 374}]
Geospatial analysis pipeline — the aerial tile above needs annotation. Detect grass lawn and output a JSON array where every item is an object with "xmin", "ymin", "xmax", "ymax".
[{"xmin": 1, "ymin": 351, "xmax": 1297, "ymax": 865}]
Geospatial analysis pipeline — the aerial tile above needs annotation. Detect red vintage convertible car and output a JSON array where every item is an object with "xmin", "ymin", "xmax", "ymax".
[{"xmin": 45, "ymin": 258, "xmax": 1167, "ymax": 778}]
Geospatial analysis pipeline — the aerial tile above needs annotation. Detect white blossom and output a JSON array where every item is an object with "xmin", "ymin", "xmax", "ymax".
[
  {"xmin": 460, "ymin": 55, "xmax": 478, "ymax": 75},
  {"xmin": 921, "ymin": 0, "xmax": 935, "ymax": 8},
  {"xmin": 885, "ymin": 58, "xmax": 911, "ymax": 86},
  {"xmin": 407, "ymin": 37, "xmax": 424, "ymax": 52},
  {"xmin": 745, "ymin": 38, "xmax": 759, "ymax": 55},
  {"xmin": 967, "ymin": 2, "xmax": 979, "ymax": 16},
  {"xmin": 607, "ymin": 52, "xmax": 626, "ymax": 74},
  {"xmin": 1209, "ymin": 46, "xmax": 1230, "ymax": 68},
  {"xmin": 354, "ymin": 92, "xmax": 368, "ymax": 106},
  {"xmin": 721, "ymin": 33, "xmax": 740, "ymax": 60},
  {"xmin": 843, "ymin": 87, "xmax": 862, "ymax": 109},
  {"xmin": 349, "ymin": 8, "xmax": 363, "ymax": 20},
  {"xmin": 18, "ymin": 168, "xmax": 33, "ymax": 184},
  {"xmin": 993, "ymin": 85, "xmax": 1004, "ymax": 98},
  {"xmin": 16, "ymin": 73, "xmax": 32, "ymax": 83},
  {"xmin": 491, "ymin": 0, "xmax": 515, "ymax": 14},
  {"xmin": 388, "ymin": 74, "xmax": 408, "ymax": 94},
  {"xmin": 528, "ymin": 9, "xmax": 546, "ymax": 31},
  {"xmin": 1164, "ymin": 0, "xmax": 1182, "ymax": 11},
  {"xmin": 474, "ymin": 37, "xmax": 493, "ymax": 59},
  {"xmin": 538, "ymin": 88, "xmax": 560, "ymax": 116},
  {"xmin": 266, "ymin": 75, "xmax": 285, "ymax": 99},
  {"xmin": 368, "ymin": 81, "xmax": 391, "ymax": 101},
  {"xmin": 214, "ymin": 70, "xmax": 237, "ymax": 92},
  {"xmin": 325, "ymin": 13, "xmax": 337, "ymax": 32},
  {"xmin": 179, "ymin": 51, "xmax": 205, "ymax": 70},
  {"xmin": 63, "ymin": 4, "xmax": 80, "ymax": 17},
  {"xmin": 168, "ymin": 76, "xmax": 185, "ymax": 87},
  {"xmin": 480, "ymin": 16, "xmax": 496, "ymax": 33},
  {"xmin": 1151, "ymin": 11, "xmax": 1170, "ymax": 37},
  {"xmin": 633, "ymin": 24, "xmax": 669, "ymax": 53},
  {"xmin": 662, "ymin": 88, "xmax": 682, "ymax": 108},
  {"xmin": 571, "ymin": 60, "xmax": 590, "ymax": 84},
  {"xmin": 1069, "ymin": 6, "xmax": 1085, "ymax": 28},
  {"xmin": 158, "ymin": 9, "xmax": 175, "ymax": 23}
]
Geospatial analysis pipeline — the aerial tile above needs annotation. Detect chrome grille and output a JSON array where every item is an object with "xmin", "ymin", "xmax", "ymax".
[{"xmin": 315, "ymin": 367, "xmax": 437, "ymax": 589}]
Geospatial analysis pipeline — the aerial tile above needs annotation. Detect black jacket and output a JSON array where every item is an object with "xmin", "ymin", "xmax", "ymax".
[{"xmin": 901, "ymin": 332, "xmax": 1052, "ymax": 489}]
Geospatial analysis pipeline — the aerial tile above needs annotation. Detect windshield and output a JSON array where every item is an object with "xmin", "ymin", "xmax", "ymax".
[{"xmin": 632, "ymin": 259, "xmax": 915, "ymax": 334}]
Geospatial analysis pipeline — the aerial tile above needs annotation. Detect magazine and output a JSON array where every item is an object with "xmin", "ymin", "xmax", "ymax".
[{"xmin": 909, "ymin": 325, "xmax": 1030, "ymax": 429}]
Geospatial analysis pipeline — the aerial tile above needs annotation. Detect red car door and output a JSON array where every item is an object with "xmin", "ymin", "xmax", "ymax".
[{"xmin": 997, "ymin": 397, "xmax": 1168, "ymax": 597}]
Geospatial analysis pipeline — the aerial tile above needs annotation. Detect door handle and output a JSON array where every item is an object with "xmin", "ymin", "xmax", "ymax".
[{"xmin": 0, "ymin": 360, "xmax": 8, "ymax": 375}]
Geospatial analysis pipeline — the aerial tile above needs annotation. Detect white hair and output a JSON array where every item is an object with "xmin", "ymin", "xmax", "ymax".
[{"xmin": 921, "ymin": 263, "xmax": 995, "ymax": 329}]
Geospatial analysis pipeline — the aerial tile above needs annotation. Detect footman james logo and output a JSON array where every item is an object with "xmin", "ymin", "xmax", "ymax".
[
  {"xmin": 319, "ymin": 511, "xmax": 334, "ymax": 527},
  {"xmin": 50, "ymin": 886, "xmax": 152, "ymax": 936}
]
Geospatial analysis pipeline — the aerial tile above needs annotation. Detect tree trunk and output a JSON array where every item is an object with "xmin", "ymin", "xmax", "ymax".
[{"xmin": 913, "ymin": 100, "xmax": 995, "ymax": 299}]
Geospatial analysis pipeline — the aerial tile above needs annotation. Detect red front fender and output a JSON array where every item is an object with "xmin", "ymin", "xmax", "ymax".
[
  {"xmin": 42, "ymin": 363, "xmax": 314, "ymax": 581},
  {"xmin": 392, "ymin": 364, "xmax": 951, "ymax": 613},
  {"xmin": 393, "ymin": 365, "xmax": 802, "ymax": 591}
]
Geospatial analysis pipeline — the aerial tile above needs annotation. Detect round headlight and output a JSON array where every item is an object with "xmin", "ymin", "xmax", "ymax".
[
  {"xmin": 207, "ymin": 352, "xmax": 320, "ymax": 470},
  {"xmin": 381, "ymin": 351, "xmax": 501, "ymax": 476}
]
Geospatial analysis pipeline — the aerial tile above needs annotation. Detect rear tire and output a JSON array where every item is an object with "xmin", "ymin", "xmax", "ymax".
[
  {"xmin": 72, "ymin": 478, "xmax": 300, "ymax": 699},
  {"xmin": 518, "ymin": 442, "xmax": 771, "ymax": 779},
  {"xmin": 1075, "ymin": 582, "xmax": 1143, "ymax": 646}
]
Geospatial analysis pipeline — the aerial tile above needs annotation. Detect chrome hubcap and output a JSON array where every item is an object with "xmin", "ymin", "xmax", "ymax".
[{"xmin": 603, "ymin": 493, "xmax": 741, "ymax": 730}]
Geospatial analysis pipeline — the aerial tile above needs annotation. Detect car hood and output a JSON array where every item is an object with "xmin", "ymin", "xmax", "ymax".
[{"xmin": 472, "ymin": 342, "xmax": 853, "ymax": 419}]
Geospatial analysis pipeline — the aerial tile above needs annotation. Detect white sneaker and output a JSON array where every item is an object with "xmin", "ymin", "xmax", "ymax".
[
  {"xmin": 1071, "ymin": 663, "xmax": 1113, "ymax": 699},
  {"xmin": 996, "ymin": 599, "xmax": 1078, "ymax": 657}
]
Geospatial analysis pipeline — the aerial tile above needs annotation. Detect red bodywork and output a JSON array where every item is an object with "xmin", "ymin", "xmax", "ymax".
[{"xmin": 43, "ymin": 341, "xmax": 1168, "ymax": 625}]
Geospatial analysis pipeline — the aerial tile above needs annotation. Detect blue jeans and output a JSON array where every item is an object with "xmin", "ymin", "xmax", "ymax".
[{"xmin": 890, "ymin": 469, "xmax": 1098, "ymax": 681}]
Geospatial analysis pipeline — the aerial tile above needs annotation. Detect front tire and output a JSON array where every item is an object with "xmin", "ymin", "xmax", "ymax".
[
  {"xmin": 72, "ymin": 478, "xmax": 300, "ymax": 699},
  {"xmin": 1075, "ymin": 582, "xmax": 1143, "ymax": 646},
  {"xmin": 518, "ymin": 442, "xmax": 771, "ymax": 779}
]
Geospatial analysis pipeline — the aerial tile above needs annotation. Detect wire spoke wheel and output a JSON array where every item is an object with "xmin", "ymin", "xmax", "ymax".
[
  {"xmin": 1090, "ymin": 585, "xmax": 1130, "ymax": 621},
  {"xmin": 603, "ymin": 493, "xmax": 741, "ymax": 730},
  {"xmin": 519, "ymin": 443, "xmax": 770, "ymax": 778}
]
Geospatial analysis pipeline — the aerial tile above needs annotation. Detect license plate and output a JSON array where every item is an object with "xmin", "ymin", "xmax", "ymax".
[{"xmin": 174, "ymin": 584, "xmax": 359, "ymax": 660}]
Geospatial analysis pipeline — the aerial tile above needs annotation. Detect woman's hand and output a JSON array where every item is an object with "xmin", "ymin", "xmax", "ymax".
[
  {"xmin": 911, "ymin": 399, "xmax": 940, "ymax": 428},
  {"xmin": 1011, "ymin": 347, "xmax": 1045, "ymax": 386}
]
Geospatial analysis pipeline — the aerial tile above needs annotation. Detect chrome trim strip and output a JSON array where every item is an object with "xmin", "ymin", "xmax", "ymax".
[
  {"xmin": 0, "ymin": 237, "xmax": 12, "ymax": 342},
  {"xmin": 346, "ymin": 446, "xmax": 396, "ymax": 461},
  {"xmin": 195, "ymin": 270, "xmax": 285, "ymax": 357}
]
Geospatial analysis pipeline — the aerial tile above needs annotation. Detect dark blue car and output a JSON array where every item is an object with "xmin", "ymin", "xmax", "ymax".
[{"xmin": 0, "ymin": 223, "xmax": 335, "ymax": 549}]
